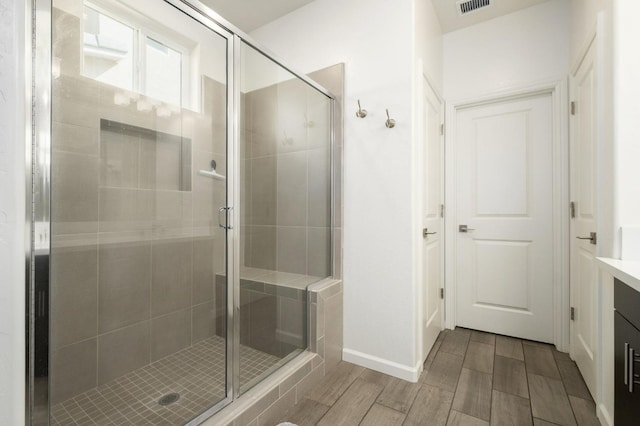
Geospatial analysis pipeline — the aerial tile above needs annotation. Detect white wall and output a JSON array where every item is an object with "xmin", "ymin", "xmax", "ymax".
[
  {"xmin": 444, "ymin": 0, "xmax": 570, "ymax": 100},
  {"xmin": 570, "ymin": 0, "xmax": 610, "ymax": 65},
  {"xmin": 415, "ymin": 0, "xmax": 443, "ymax": 93},
  {"xmin": 251, "ymin": 0, "xmax": 442, "ymax": 379},
  {"xmin": 0, "ymin": 0, "xmax": 26, "ymax": 424},
  {"xmin": 613, "ymin": 1, "xmax": 640, "ymax": 245}
]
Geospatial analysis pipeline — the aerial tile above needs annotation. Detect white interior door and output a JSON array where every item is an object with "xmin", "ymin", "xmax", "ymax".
[
  {"xmin": 455, "ymin": 93, "xmax": 555, "ymax": 343},
  {"xmin": 421, "ymin": 79, "xmax": 443, "ymax": 360},
  {"xmin": 570, "ymin": 39, "xmax": 597, "ymax": 398}
]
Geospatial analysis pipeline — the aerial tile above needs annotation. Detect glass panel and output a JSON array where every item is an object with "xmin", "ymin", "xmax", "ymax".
[
  {"xmin": 239, "ymin": 42, "xmax": 332, "ymax": 393},
  {"xmin": 145, "ymin": 37, "xmax": 182, "ymax": 106},
  {"xmin": 83, "ymin": 5, "xmax": 135, "ymax": 91},
  {"xmin": 49, "ymin": 0, "xmax": 229, "ymax": 423}
]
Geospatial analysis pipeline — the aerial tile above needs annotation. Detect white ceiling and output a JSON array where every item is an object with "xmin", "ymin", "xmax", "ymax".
[
  {"xmin": 201, "ymin": 0, "xmax": 316, "ymax": 32},
  {"xmin": 201, "ymin": 0, "xmax": 554, "ymax": 35},
  {"xmin": 431, "ymin": 0, "xmax": 553, "ymax": 33}
]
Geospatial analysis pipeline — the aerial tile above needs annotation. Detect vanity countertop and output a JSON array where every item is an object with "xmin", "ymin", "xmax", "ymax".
[{"xmin": 597, "ymin": 257, "xmax": 640, "ymax": 293}]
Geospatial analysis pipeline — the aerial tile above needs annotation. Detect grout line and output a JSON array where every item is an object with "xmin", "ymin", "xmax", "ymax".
[
  {"xmin": 404, "ymin": 358, "xmax": 431, "ymax": 421},
  {"xmin": 356, "ymin": 384, "xmax": 385, "ymax": 424},
  {"xmin": 490, "ymin": 338, "xmax": 497, "ymax": 424},
  {"xmin": 554, "ymin": 348, "xmax": 581, "ymax": 425},
  {"xmin": 519, "ymin": 336, "xmax": 538, "ymax": 425},
  {"xmin": 444, "ymin": 330, "xmax": 462, "ymax": 426}
]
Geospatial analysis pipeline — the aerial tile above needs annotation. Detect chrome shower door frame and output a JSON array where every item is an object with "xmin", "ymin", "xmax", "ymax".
[
  {"xmin": 159, "ymin": 0, "xmax": 239, "ymax": 422},
  {"xmin": 29, "ymin": 0, "xmax": 237, "ymax": 423},
  {"xmin": 28, "ymin": 0, "xmax": 336, "ymax": 423},
  {"xmin": 29, "ymin": 0, "xmax": 52, "ymax": 424}
]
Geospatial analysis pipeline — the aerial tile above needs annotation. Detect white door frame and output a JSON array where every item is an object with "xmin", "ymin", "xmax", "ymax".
[{"xmin": 444, "ymin": 79, "xmax": 570, "ymax": 351}]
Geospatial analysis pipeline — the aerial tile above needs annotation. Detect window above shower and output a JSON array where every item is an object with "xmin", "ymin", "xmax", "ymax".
[{"xmin": 81, "ymin": 0, "xmax": 193, "ymax": 109}]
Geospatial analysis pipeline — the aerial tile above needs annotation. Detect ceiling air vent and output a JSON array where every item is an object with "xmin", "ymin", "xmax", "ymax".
[{"xmin": 456, "ymin": 0, "xmax": 491, "ymax": 15}]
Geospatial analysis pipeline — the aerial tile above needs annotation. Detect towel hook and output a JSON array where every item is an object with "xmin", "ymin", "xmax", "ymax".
[
  {"xmin": 385, "ymin": 109, "xmax": 396, "ymax": 128},
  {"xmin": 356, "ymin": 100, "xmax": 368, "ymax": 118}
]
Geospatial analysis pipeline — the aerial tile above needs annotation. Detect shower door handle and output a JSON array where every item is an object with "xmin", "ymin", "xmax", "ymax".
[{"xmin": 218, "ymin": 207, "xmax": 232, "ymax": 230}]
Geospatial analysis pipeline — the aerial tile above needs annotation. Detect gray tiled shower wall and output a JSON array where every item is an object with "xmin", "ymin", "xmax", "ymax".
[
  {"xmin": 308, "ymin": 64, "xmax": 344, "ymax": 281},
  {"xmin": 240, "ymin": 78, "xmax": 333, "ymax": 278},
  {"xmin": 50, "ymin": 6, "xmax": 227, "ymax": 404}
]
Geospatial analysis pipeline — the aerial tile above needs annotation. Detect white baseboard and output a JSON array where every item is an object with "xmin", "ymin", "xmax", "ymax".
[
  {"xmin": 342, "ymin": 348, "xmax": 422, "ymax": 382},
  {"xmin": 597, "ymin": 403, "xmax": 613, "ymax": 426}
]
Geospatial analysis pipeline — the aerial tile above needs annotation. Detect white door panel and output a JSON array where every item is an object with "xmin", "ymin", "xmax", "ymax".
[
  {"xmin": 421, "ymin": 79, "xmax": 443, "ymax": 361},
  {"xmin": 474, "ymin": 111, "xmax": 530, "ymax": 216},
  {"xmin": 425, "ymin": 242, "xmax": 441, "ymax": 325},
  {"xmin": 474, "ymin": 240, "xmax": 531, "ymax": 310},
  {"xmin": 455, "ymin": 94, "xmax": 554, "ymax": 343},
  {"xmin": 577, "ymin": 249, "xmax": 595, "ymax": 355},
  {"xmin": 570, "ymin": 38, "xmax": 597, "ymax": 398}
]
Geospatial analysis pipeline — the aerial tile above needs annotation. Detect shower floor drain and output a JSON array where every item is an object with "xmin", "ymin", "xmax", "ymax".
[{"xmin": 158, "ymin": 392, "xmax": 180, "ymax": 406}]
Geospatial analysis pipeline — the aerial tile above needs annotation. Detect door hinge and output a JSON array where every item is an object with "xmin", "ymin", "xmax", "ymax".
[
  {"xmin": 440, "ymin": 204, "xmax": 445, "ymax": 218},
  {"xmin": 570, "ymin": 201, "xmax": 576, "ymax": 219},
  {"xmin": 440, "ymin": 288, "xmax": 445, "ymax": 299},
  {"xmin": 570, "ymin": 307, "xmax": 575, "ymax": 321},
  {"xmin": 440, "ymin": 124, "xmax": 444, "ymax": 136},
  {"xmin": 570, "ymin": 101, "xmax": 576, "ymax": 115}
]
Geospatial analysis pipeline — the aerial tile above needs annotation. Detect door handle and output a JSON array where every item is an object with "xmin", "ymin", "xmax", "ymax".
[
  {"xmin": 576, "ymin": 232, "xmax": 596, "ymax": 245},
  {"xmin": 630, "ymin": 347, "xmax": 636, "ymax": 393},
  {"xmin": 459, "ymin": 224, "xmax": 475, "ymax": 233},
  {"xmin": 218, "ymin": 206, "xmax": 233, "ymax": 230},
  {"xmin": 423, "ymin": 228, "xmax": 437, "ymax": 238},
  {"xmin": 626, "ymin": 342, "xmax": 630, "ymax": 386},
  {"xmin": 626, "ymin": 344, "xmax": 640, "ymax": 393}
]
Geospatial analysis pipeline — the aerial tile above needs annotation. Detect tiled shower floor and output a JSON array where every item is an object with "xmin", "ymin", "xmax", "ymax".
[{"xmin": 51, "ymin": 336, "xmax": 281, "ymax": 425}]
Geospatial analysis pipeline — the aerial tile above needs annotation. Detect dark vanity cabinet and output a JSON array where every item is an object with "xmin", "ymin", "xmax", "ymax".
[{"xmin": 614, "ymin": 278, "xmax": 640, "ymax": 425}]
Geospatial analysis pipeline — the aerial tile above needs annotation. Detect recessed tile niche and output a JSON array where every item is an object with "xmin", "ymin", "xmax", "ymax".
[{"xmin": 100, "ymin": 119, "xmax": 192, "ymax": 192}]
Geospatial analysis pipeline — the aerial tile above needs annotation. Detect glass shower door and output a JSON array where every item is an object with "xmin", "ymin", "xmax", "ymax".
[
  {"xmin": 47, "ymin": 0, "xmax": 232, "ymax": 423},
  {"xmin": 237, "ymin": 41, "xmax": 333, "ymax": 393}
]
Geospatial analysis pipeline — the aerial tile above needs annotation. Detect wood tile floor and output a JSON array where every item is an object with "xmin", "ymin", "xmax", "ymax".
[{"xmin": 277, "ymin": 328, "xmax": 601, "ymax": 426}]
